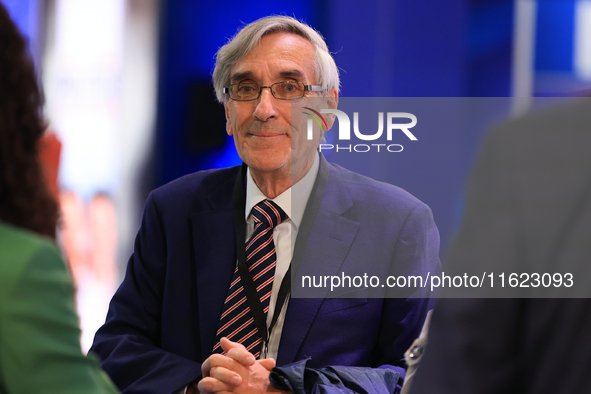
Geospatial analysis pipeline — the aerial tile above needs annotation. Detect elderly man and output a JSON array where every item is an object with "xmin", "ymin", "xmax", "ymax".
[{"xmin": 91, "ymin": 16, "xmax": 440, "ymax": 394}]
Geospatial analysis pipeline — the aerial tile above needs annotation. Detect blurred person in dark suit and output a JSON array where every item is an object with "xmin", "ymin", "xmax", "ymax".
[
  {"xmin": 409, "ymin": 99, "xmax": 591, "ymax": 394},
  {"xmin": 0, "ymin": 3, "xmax": 118, "ymax": 393}
]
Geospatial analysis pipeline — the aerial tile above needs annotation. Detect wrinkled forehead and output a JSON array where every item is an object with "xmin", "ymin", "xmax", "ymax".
[{"xmin": 230, "ymin": 32, "xmax": 316, "ymax": 83}]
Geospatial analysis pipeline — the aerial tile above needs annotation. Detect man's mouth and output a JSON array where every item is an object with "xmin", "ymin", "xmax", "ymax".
[{"xmin": 249, "ymin": 131, "xmax": 285, "ymax": 138}]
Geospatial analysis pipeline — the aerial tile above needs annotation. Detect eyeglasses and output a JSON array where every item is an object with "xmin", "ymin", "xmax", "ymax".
[{"xmin": 223, "ymin": 81, "xmax": 323, "ymax": 101}]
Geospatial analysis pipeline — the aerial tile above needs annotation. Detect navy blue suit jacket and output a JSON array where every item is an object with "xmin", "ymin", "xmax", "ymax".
[{"xmin": 91, "ymin": 154, "xmax": 440, "ymax": 394}]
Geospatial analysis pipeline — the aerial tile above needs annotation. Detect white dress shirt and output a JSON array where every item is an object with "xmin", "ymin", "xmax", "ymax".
[{"xmin": 244, "ymin": 152, "xmax": 319, "ymax": 360}]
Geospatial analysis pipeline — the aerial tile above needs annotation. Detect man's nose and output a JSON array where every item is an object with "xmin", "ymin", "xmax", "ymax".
[{"xmin": 253, "ymin": 87, "xmax": 278, "ymax": 121}]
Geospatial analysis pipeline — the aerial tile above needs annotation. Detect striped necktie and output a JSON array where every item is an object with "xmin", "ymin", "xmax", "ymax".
[{"xmin": 212, "ymin": 199, "xmax": 287, "ymax": 358}]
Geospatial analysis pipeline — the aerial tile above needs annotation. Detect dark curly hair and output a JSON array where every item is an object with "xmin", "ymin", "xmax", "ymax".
[{"xmin": 0, "ymin": 4, "xmax": 59, "ymax": 239}]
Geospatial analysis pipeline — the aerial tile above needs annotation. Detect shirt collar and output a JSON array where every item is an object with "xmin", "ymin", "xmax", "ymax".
[{"xmin": 245, "ymin": 152, "xmax": 320, "ymax": 231}]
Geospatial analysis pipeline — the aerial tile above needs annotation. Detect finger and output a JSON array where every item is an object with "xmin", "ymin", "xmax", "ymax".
[
  {"xmin": 258, "ymin": 358, "xmax": 276, "ymax": 370},
  {"xmin": 197, "ymin": 377, "xmax": 232, "ymax": 394},
  {"xmin": 201, "ymin": 354, "xmax": 236, "ymax": 377},
  {"xmin": 220, "ymin": 337, "xmax": 247, "ymax": 353},
  {"xmin": 191, "ymin": 381, "xmax": 232, "ymax": 394},
  {"xmin": 209, "ymin": 366, "xmax": 242, "ymax": 386},
  {"xmin": 221, "ymin": 338, "xmax": 255, "ymax": 366},
  {"xmin": 226, "ymin": 347, "xmax": 256, "ymax": 366}
]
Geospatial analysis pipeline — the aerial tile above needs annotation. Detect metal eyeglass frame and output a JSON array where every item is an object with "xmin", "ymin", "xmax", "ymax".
[{"xmin": 223, "ymin": 81, "xmax": 323, "ymax": 101}]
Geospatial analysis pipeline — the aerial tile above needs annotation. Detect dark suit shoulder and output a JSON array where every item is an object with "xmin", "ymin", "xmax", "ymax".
[
  {"xmin": 148, "ymin": 166, "xmax": 240, "ymax": 213},
  {"xmin": 152, "ymin": 166, "xmax": 240, "ymax": 198},
  {"xmin": 485, "ymin": 98, "xmax": 591, "ymax": 164}
]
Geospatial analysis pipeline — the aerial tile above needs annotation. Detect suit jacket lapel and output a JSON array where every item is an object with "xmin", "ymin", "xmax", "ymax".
[
  {"xmin": 190, "ymin": 170, "xmax": 239, "ymax": 360},
  {"xmin": 277, "ymin": 154, "xmax": 361, "ymax": 365}
]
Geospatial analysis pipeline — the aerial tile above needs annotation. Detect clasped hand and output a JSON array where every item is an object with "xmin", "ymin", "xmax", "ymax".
[{"xmin": 191, "ymin": 338, "xmax": 286, "ymax": 394}]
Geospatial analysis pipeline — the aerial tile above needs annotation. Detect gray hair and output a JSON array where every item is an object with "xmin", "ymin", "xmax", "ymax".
[{"xmin": 213, "ymin": 15, "xmax": 340, "ymax": 103}]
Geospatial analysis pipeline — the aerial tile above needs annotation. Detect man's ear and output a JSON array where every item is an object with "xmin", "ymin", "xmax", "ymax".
[
  {"xmin": 324, "ymin": 89, "xmax": 339, "ymax": 130},
  {"xmin": 224, "ymin": 102, "xmax": 233, "ymax": 136}
]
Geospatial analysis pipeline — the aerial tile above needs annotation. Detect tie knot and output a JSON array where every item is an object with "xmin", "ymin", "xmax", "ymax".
[{"xmin": 251, "ymin": 200, "xmax": 287, "ymax": 229}]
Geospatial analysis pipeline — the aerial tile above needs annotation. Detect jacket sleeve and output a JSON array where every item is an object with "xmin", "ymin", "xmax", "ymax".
[
  {"xmin": 1, "ymin": 240, "xmax": 119, "ymax": 394},
  {"xmin": 90, "ymin": 192, "xmax": 201, "ymax": 394}
]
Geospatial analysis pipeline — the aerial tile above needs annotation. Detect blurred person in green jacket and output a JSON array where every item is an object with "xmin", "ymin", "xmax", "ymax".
[{"xmin": 0, "ymin": 3, "xmax": 119, "ymax": 393}]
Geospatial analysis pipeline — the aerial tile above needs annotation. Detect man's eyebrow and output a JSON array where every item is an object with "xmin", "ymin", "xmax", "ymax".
[
  {"xmin": 230, "ymin": 71, "xmax": 255, "ymax": 83},
  {"xmin": 279, "ymin": 70, "xmax": 305, "ymax": 79},
  {"xmin": 230, "ymin": 69, "xmax": 306, "ymax": 83}
]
